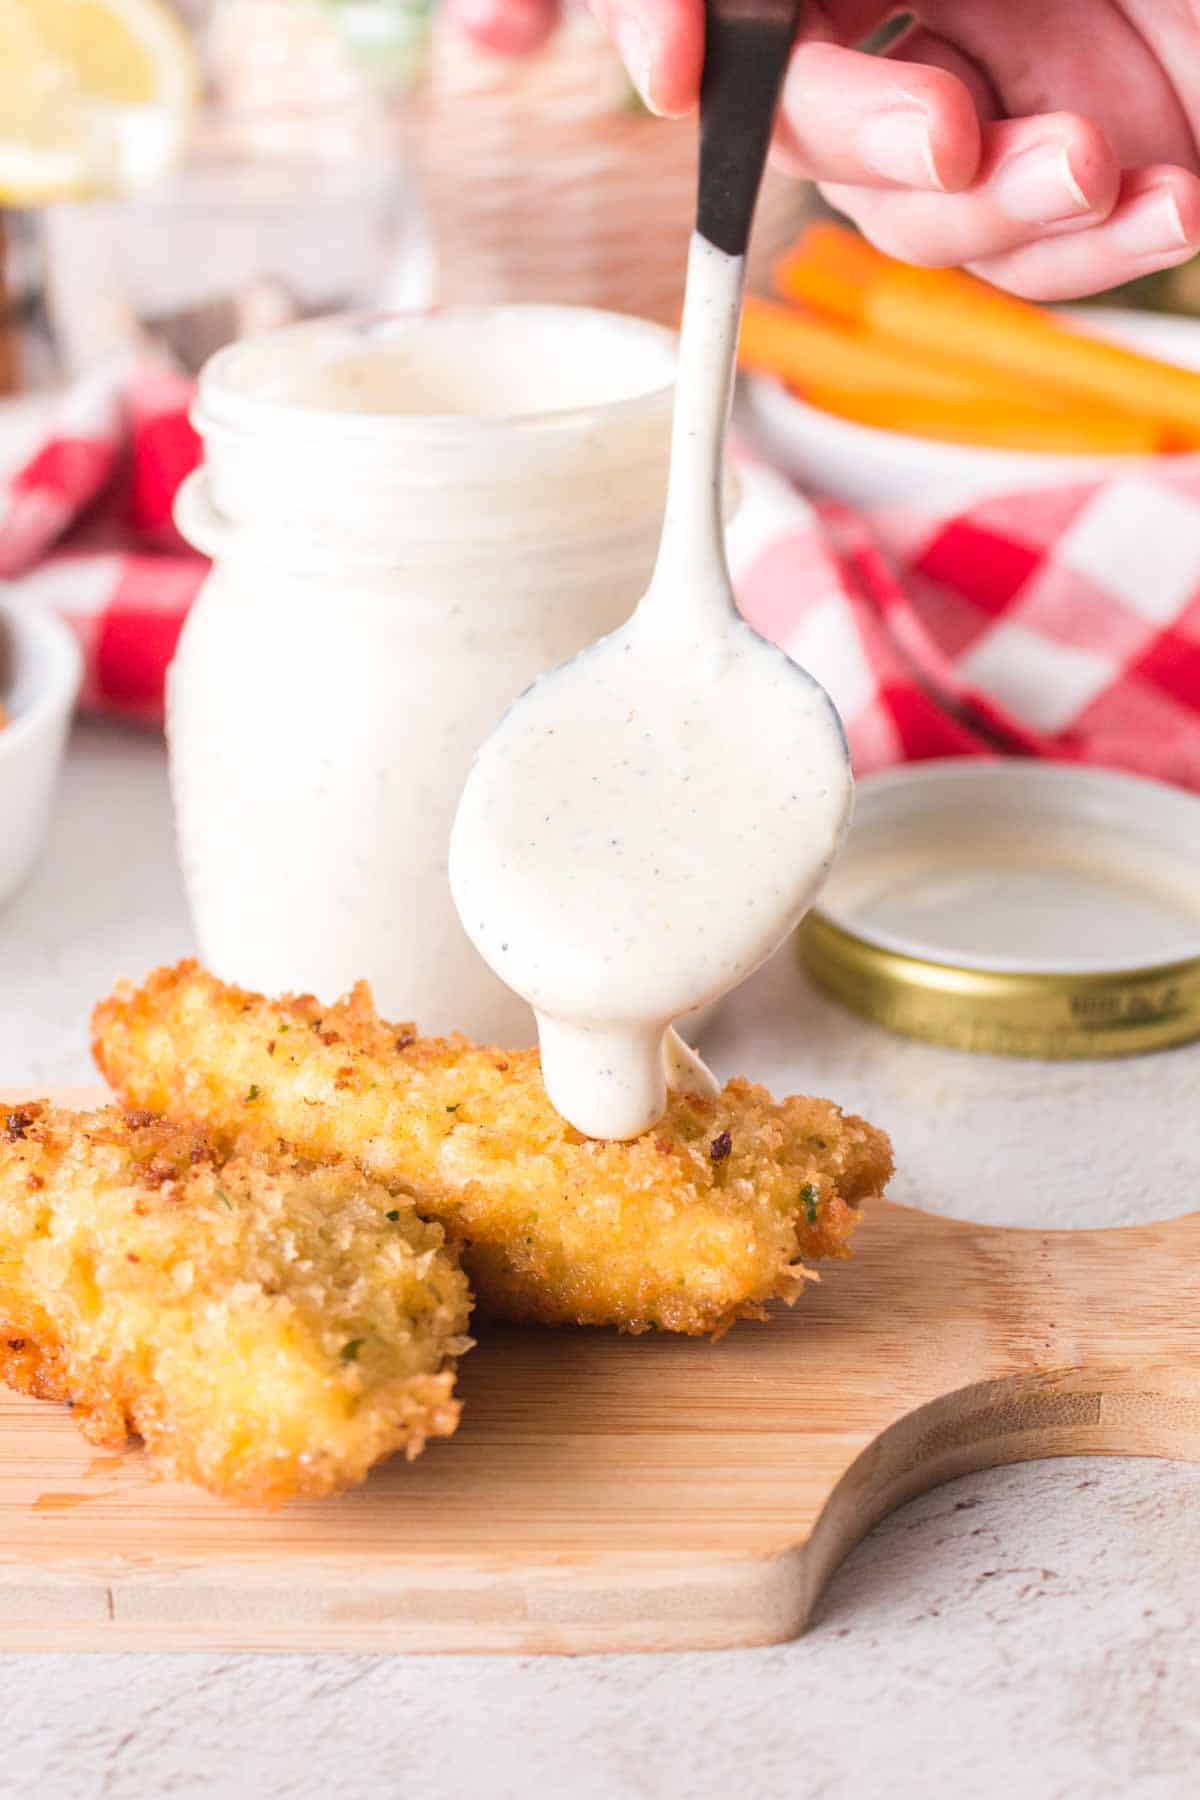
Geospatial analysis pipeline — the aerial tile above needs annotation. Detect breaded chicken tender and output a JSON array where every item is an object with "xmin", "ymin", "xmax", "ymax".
[
  {"xmin": 94, "ymin": 962, "xmax": 893, "ymax": 1337},
  {"xmin": 0, "ymin": 1102, "xmax": 471, "ymax": 1503}
]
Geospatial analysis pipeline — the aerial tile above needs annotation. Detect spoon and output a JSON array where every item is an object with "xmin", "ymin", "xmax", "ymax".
[{"xmin": 449, "ymin": 0, "xmax": 852, "ymax": 1140}]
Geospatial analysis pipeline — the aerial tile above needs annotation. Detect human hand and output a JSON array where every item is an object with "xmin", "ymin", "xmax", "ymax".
[{"xmin": 448, "ymin": 0, "xmax": 1200, "ymax": 300}]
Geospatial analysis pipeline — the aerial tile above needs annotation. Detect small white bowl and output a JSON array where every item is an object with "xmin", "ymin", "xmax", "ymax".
[
  {"xmin": 0, "ymin": 603, "xmax": 82, "ymax": 906},
  {"xmin": 737, "ymin": 306, "xmax": 1200, "ymax": 510}
]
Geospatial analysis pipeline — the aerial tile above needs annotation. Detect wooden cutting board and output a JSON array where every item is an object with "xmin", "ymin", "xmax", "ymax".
[{"xmin": 1, "ymin": 1087, "xmax": 1197, "ymax": 1654}]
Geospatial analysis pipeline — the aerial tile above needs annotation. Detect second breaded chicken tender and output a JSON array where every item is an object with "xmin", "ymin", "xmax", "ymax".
[
  {"xmin": 0, "ymin": 1103, "xmax": 471, "ymax": 1503},
  {"xmin": 94, "ymin": 962, "xmax": 892, "ymax": 1337}
]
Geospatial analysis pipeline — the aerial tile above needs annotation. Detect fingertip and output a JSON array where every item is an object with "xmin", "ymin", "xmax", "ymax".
[
  {"xmin": 1173, "ymin": 178, "xmax": 1200, "ymax": 248},
  {"xmin": 971, "ymin": 165, "xmax": 1200, "ymax": 301},
  {"xmin": 592, "ymin": 0, "xmax": 701, "ymax": 119},
  {"xmin": 965, "ymin": 114, "xmax": 1120, "ymax": 239},
  {"xmin": 657, "ymin": 0, "xmax": 704, "ymax": 116},
  {"xmin": 1033, "ymin": 113, "xmax": 1121, "ymax": 218},
  {"xmin": 1133, "ymin": 165, "xmax": 1200, "ymax": 246},
  {"xmin": 449, "ymin": 0, "xmax": 560, "ymax": 55},
  {"xmin": 895, "ymin": 63, "xmax": 983, "ymax": 193},
  {"xmin": 778, "ymin": 43, "xmax": 983, "ymax": 194}
]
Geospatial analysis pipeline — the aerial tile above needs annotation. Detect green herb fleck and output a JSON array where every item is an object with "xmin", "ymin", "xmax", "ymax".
[
  {"xmin": 800, "ymin": 1183, "xmax": 820, "ymax": 1225},
  {"xmin": 278, "ymin": 1023, "xmax": 290, "ymax": 1033},
  {"xmin": 341, "ymin": 1339, "xmax": 365, "ymax": 1363},
  {"xmin": 446, "ymin": 1103, "xmax": 460, "ymax": 1113},
  {"xmin": 245, "ymin": 1084, "xmax": 260, "ymax": 1102},
  {"xmin": 386, "ymin": 1209, "xmax": 401, "ymax": 1223},
  {"xmin": 216, "ymin": 1188, "xmax": 233, "ymax": 1212}
]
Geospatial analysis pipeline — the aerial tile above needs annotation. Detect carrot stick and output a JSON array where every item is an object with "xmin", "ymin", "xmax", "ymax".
[
  {"xmin": 773, "ymin": 221, "xmax": 884, "ymax": 323},
  {"xmin": 803, "ymin": 382, "xmax": 1164, "ymax": 454},
  {"xmin": 774, "ymin": 221, "xmax": 1199, "ymax": 439},
  {"xmin": 738, "ymin": 296, "xmax": 1159, "ymax": 446},
  {"xmin": 863, "ymin": 264, "xmax": 1200, "ymax": 447},
  {"xmin": 739, "ymin": 295, "xmax": 1027, "ymax": 406}
]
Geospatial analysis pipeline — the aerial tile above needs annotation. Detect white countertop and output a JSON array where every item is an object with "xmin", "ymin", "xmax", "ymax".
[{"xmin": 4, "ymin": 722, "xmax": 1200, "ymax": 1800}]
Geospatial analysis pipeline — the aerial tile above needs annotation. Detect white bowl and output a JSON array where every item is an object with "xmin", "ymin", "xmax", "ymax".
[
  {"xmin": 0, "ymin": 604, "xmax": 82, "ymax": 906},
  {"xmin": 736, "ymin": 306, "xmax": 1200, "ymax": 510}
]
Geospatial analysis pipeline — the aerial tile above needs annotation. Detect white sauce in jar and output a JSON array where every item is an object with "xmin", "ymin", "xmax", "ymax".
[
  {"xmin": 450, "ymin": 237, "xmax": 851, "ymax": 1138},
  {"xmin": 173, "ymin": 307, "xmax": 681, "ymax": 1044}
]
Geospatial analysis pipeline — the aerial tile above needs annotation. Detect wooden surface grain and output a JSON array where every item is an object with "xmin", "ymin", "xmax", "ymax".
[{"xmin": 3, "ymin": 1088, "xmax": 1197, "ymax": 1653}]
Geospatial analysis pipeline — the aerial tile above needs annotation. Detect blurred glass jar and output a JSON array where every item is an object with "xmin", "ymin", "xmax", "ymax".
[
  {"xmin": 409, "ymin": 4, "xmax": 812, "ymax": 324},
  {"xmin": 43, "ymin": 0, "xmax": 429, "ymax": 376}
]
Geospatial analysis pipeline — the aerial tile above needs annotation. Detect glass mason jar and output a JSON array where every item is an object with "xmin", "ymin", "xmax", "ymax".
[
  {"xmin": 171, "ymin": 306, "xmax": 679, "ymax": 1044},
  {"xmin": 409, "ymin": 6, "xmax": 810, "ymax": 326}
]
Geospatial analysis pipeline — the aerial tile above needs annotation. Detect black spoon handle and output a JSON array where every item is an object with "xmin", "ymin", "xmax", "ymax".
[{"xmin": 697, "ymin": 0, "xmax": 805, "ymax": 257}]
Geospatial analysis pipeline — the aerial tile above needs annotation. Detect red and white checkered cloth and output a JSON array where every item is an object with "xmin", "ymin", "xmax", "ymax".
[
  {"xmin": 0, "ymin": 362, "xmax": 203, "ymax": 725},
  {"xmin": 3, "ymin": 363, "xmax": 1200, "ymax": 788},
  {"xmin": 729, "ymin": 454, "xmax": 1200, "ymax": 788}
]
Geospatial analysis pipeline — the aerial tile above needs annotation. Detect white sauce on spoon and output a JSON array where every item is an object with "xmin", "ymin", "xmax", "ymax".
[{"xmin": 450, "ymin": 235, "xmax": 851, "ymax": 1139}]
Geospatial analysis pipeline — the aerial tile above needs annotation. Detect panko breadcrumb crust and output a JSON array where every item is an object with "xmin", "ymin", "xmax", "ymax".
[
  {"xmin": 0, "ymin": 1103, "xmax": 471, "ymax": 1504},
  {"xmin": 94, "ymin": 961, "xmax": 893, "ymax": 1338}
]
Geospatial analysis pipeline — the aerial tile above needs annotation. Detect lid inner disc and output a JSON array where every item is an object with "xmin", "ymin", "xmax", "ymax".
[{"xmin": 818, "ymin": 763, "xmax": 1200, "ymax": 975}]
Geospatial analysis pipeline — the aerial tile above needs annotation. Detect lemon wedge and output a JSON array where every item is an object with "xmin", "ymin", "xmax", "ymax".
[{"xmin": 0, "ymin": 0, "xmax": 197, "ymax": 202}]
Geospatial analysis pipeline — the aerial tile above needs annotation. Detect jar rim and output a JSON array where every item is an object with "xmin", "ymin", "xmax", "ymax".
[{"xmin": 195, "ymin": 305, "xmax": 679, "ymax": 443}]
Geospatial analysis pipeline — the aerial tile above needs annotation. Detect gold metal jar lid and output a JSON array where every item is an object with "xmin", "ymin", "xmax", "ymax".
[{"xmin": 798, "ymin": 761, "xmax": 1200, "ymax": 1060}]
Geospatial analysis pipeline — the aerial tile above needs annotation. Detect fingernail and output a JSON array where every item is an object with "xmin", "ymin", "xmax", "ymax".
[
  {"xmin": 992, "ymin": 141, "xmax": 1092, "ymax": 224},
  {"xmin": 857, "ymin": 108, "xmax": 942, "ymax": 190},
  {"xmin": 613, "ymin": 13, "xmax": 661, "ymax": 115},
  {"xmin": 1113, "ymin": 187, "xmax": 1191, "ymax": 255}
]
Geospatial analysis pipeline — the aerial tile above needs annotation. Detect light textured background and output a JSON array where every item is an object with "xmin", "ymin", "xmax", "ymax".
[{"xmin": 3, "ymin": 723, "xmax": 1199, "ymax": 1800}]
